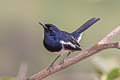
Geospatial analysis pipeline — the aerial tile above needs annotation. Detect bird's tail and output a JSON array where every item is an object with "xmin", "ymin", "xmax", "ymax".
[{"xmin": 71, "ymin": 18, "xmax": 100, "ymax": 39}]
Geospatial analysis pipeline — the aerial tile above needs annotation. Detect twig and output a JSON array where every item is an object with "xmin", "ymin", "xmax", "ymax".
[
  {"xmin": 27, "ymin": 25, "xmax": 120, "ymax": 80},
  {"xmin": 17, "ymin": 62, "xmax": 28, "ymax": 80},
  {"xmin": 98, "ymin": 25, "xmax": 120, "ymax": 44}
]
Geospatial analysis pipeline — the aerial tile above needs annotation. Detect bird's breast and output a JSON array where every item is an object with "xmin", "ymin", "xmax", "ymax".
[
  {"xmin": 54, "ymin": 48, "xmax": 71, "ymax": 55},
  {"xmin": 43, "ymin": 37, "xmax": 62, "ymax": 52}
]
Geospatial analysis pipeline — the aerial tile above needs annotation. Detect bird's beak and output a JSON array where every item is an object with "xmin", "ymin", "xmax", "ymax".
[{"xmin": 39, "ymin": 22, "xmax": 48, "ymax": 29}]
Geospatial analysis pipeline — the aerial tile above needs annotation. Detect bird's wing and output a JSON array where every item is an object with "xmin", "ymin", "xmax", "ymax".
[
  {"xmin": 71, "ymin": 18, "xmax": 100, "ymax": 42},
  {"xmin": 76, "ymin": 33, "xmax": 83, "ymax": 43},
  {"xmin": 60, "ymin": 33, "xmax": 81, "ymax": 51}
]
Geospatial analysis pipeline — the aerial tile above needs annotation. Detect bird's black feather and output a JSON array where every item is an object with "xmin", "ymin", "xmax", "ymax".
[
  {"xmin": 40, "ymin": 18, "xmax": 100, "ymax": 52},
  {"xmin": 71, "ymin": 18, "xmax": 100, "ymax": 40},
  {"xmin": 60, "ymin": 32, "xmax": 81, "ymax": 51},
  {"xmin": 39, "ymin": 18, "xmax": 100, "ymax": 70}
]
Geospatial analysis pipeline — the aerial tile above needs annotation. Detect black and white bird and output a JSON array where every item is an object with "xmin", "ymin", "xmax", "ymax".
[{"xmin": 39, "ymin": 18, "xmax": 100, "ymax": 70}]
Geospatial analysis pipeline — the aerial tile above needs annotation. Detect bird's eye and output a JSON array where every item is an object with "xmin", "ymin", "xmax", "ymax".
[
  {"xmin": 45, "ymin": 24, "xmax": 54, "ymax": 30},
  {"xmin": 48, "ymin": 27, "xmax": 52, "ymax": 30}
]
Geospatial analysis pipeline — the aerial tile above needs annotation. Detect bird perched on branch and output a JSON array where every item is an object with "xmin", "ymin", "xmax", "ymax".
[{"xmin": 39, "ymin": 18, "xmax": 100, "ymax": 70}]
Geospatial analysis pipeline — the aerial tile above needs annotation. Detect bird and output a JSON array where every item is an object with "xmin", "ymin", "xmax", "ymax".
[{"xmin": 39, "ymin": 18, "xmax": 100, "ymax": 70}]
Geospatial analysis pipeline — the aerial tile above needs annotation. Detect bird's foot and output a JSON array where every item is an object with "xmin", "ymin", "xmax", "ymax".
[
  {"xmin": 47, "ymin": 64, "xmax": 54, "ymax": 71},
  {"xmin": 59, "ymin": 59, "xmax": 64, "ymax": 65}
]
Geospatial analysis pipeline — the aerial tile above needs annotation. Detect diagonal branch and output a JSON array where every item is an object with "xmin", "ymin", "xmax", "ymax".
[
  {"xmin": 26, "ymin": 25, "xmax": 120, "ymax": 80},
  {"xmin": 98, "ymin": 25, "xmax": 120, "ymax": 44}
]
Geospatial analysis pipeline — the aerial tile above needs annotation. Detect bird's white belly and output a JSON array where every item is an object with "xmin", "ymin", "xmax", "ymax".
[{"xmin": 53, "ymin": 48, "xmax": 71, "ymax": 55}]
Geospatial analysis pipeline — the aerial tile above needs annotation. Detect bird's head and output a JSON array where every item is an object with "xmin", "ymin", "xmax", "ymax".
[{"xmin": 39, "ymin": 22, "xmax": 60, "ymax": 32}]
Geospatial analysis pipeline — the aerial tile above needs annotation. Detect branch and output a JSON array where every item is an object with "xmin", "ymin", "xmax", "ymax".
[
  {"xmin": 98, "ymin": 25, "xmax": 120, "ymax": 44},
  {"xmin": 27, "ymin": 25, "xmax": 120, "ymax": 80},
  {"xmin": 17, "ymin": 62, "xmax": 28, "ymax": 80}
]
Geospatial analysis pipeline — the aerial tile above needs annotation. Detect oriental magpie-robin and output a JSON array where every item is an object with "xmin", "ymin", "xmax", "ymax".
[{"xmin": 39, "ymin": 18, "xmax": 100, "ymax": 70}]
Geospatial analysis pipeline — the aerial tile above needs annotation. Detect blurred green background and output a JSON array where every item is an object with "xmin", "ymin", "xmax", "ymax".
[{"xmin": 0, "ymin": 0, "xmax": 120, "ymax": 80}]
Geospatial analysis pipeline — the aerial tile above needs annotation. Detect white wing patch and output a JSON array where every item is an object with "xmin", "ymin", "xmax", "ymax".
[
  {"xmin": 60, "ymin": 40, "xmax": 76, "ymax": 48},
  {"xmin": 77, "ymin": 33, "xmax": 83, "ymax": 43}
]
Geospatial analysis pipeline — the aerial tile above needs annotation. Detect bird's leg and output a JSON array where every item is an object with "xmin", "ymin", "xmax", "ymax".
[
  {"xmin": 47, "ymin": 55, "xmax": 61, "ymax": 71},
  {"xmin": 59, "ymin": 52, "xmax": 71, "ymax": 65}
]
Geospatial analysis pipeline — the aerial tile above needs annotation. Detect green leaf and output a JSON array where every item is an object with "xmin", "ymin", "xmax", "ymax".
[
  {"xmin": 0, "ymin": 77, "xmax": 15, "ymax": 80},
  {"xmin": 106, "ymin": 68, "xmax": 120, "ymax": 80}
]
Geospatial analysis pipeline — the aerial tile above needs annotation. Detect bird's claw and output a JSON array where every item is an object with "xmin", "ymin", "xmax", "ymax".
[
  {"xmin": 59, "ymin": 60, "xmax": 64, "ymax": 65},
  {"xmin": 47, "ymin": 64, "xmax": 54, "ymax": 71}
]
